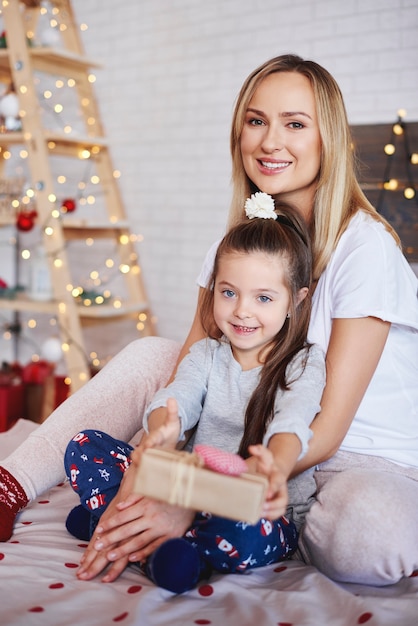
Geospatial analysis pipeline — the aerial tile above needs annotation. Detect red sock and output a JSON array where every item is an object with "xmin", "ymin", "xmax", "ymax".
[{"xmin": 0, "ymin": 466, "xmax": 28, "ymax": 541}]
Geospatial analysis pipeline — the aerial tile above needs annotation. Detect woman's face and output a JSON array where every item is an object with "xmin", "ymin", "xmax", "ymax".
[{"xmin": 240, "ymin": 71, "xmax": 322, "ymax": 222}]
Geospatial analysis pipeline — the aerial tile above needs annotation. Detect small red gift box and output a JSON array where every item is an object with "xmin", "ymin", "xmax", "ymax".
[
  {"xmin": 23, "ymin": 360, "xmax": 55, "ymax": 423},
  {"xmin": 0, "ymin": 362, "xmax": 25, "ymax": 432}
]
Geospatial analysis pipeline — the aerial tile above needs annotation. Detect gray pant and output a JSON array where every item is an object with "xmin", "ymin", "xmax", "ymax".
[{"xmin": 300, "ymin": 450, "xmax": 418, "ymax": 586}]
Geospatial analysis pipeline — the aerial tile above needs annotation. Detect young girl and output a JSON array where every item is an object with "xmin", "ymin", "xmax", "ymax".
[{"xmin": 63, "ymin": 197, "xmax": 325, "ymax": 593}]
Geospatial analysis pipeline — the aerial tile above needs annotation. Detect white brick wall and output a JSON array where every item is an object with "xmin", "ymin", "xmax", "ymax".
[{"xmin": 1, "ymin": 0, "xmax": 417, "ymax": 364}]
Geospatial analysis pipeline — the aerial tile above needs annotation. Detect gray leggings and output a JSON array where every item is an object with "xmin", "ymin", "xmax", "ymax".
[
  {"xmin": 300, "ymin": 451, "xmax": 418, "ymax": 586},
  {"xmin": 1, "ymin": 337, "xmax": 180, "ymax": 501}
]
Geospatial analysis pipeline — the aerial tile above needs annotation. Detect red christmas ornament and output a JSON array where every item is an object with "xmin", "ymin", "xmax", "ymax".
[
  {"xmin": 61, "ymin": 198, "xmax": 76, "ymax": 213},
  {"xmin": 16, "ymin": 210, "xmax": 37, "ymax": 232}
]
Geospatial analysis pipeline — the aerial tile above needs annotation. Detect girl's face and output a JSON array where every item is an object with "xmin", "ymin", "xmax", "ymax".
[
  {"xmin": 240, "ymin": 72, "xmax": 321, "ymax": 223},
  {"xmin": 213, "ymin": 250, "xmax": 292, "ymax": 370}
]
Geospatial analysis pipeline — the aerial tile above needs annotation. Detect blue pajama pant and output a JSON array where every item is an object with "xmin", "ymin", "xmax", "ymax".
[{"xmin": 64, "ymin": 430, "xmax": 298, "ymax": 573}]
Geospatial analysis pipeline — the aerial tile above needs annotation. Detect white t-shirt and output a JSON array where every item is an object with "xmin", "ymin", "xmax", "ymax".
[{"xmin": 197, "ymin": 211, "xmax": 418, "ymax": 468}]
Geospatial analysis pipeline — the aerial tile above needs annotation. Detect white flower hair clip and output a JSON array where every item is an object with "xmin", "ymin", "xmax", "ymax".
[{"xmin": 244, "ymin": 192, "xmax": 276, "ymax": 220}]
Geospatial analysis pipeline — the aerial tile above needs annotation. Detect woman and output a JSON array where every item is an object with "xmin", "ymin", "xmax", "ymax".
[{"xmin": 1, "ymin": 54, "xmax": 417, "ymax": 587}]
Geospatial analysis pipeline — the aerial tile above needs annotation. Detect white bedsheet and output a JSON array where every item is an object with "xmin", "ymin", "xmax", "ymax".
[{"xmin": 0, "ymin": 420, "xmax": 417, "ymax": 626}]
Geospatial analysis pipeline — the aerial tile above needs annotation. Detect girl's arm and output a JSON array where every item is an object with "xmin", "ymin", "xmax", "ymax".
[{"xmin": 291, "ymin": 316, "xmax": 390, "ymax": 476}]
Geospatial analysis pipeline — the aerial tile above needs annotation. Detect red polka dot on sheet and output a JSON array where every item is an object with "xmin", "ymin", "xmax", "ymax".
[
  {"xmin": 358, "ymin": 613, "xmax": 373, "ymax": 624},
  {"xmin": 38, "ymin": 500, "xmax": 49, "ymax": 504},
  {"xmin": 274, "ymin": 565, "xmax": 288, "ymax": 573},
  {"xmin": 278, "ymin": 622, "xmax": 293, "ymax": 626},
  {"xmin": 195, "ymin": 620, "xmax": 211, "ymax": 624},
  {"xmin": 198, "ymin": 584, "xmax": 214, "ymax": 597},
  {"xmin": 29, "ymin": 607, "xmax": 44, "ymax": 613},
  {"xmin": 64, "ymin": 562, "xmax": 79, "ymax": 568},
  {"xmin": 127, "ymin": 585, "xmax": 142, "ymax": 594},
  {"xmin": 10, "ymin": 540, "xmax": 19, "ymax": 544},
  {"xmin": 0, "ymin": 553, "xmax": 4, "ymax": 561},
  {"xmin": 113, "ymin": 612, "xmax": 129, "ymax": 622},
  {"xmin": 22, "ymin": 521, "xmax": 33, "ymax": 526},
  {"xmin": 410, "ymin": 570, "xmax": 418, "ymax": 577},
  {"xmin": 77, "ymin": 543, "xmax": 88, "ymax": 548},
  {"xmin": 49, "ymin": 582, "xmax": 64, "ymax": 589}
]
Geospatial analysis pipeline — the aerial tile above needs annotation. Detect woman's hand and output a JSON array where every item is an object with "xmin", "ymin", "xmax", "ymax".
[
  {"xmin": 77, "ymin": 493, "xmax": 195, "ymax": 582},
  {"xmin": 77, "ymin": 398, "xmax": 190, "ymax": 583},
  {"xmin": 248, "ymin": 444, "xmax": 289, "ymax": 520}
]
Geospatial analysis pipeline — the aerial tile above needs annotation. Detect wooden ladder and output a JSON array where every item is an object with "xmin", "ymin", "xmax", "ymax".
[{"xmin": 0, "ymin": 0, "xmax": 155, "ymax": 393}]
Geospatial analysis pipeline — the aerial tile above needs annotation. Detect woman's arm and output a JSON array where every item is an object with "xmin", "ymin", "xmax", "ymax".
[
  {"xmin": 167, "ymin": 287, "xmax": 207, "ymax": 383},
  {"xmin": 291, "ymin": 316, "xmax": 390, "ymax": 476}
]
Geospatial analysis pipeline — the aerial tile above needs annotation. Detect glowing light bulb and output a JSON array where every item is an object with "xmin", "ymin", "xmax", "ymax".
[{"xmin": 383, "ymin": 179, "xmax": 398, "ymax": 190}]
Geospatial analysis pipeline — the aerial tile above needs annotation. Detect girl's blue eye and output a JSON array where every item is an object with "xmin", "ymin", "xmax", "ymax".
[
  {"xmin": 258, "ymin": 295, "xmax": 271, "ymax": 303},
  {"xmin": 223, "ymin": 289, "xmax": 235, "ymax": 298}
]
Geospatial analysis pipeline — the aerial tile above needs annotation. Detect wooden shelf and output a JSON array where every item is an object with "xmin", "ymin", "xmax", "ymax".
[
  {"xmin": 0, "ymin": 130, "xmax": 108, "ymax": 154},
  {"xmin": 0, "ymin": 293, "xmax": 57, "ymax": 314},
  {"xmin": 0, "ymin": 47, "xmax": 100, "ymax": 81},
  {"xmin": 62, "ymin": 220, "xmax": 131, "ymax": 239},
  {"xmin": 0, "ymin": 293, "xmax": 148, "ymax": 319},
  {"xmin": 78, "ymin": 301, "xmax": 149, "ymax": 319}
]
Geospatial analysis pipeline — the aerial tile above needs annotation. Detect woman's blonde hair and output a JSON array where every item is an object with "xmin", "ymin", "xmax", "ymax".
[{"xmin": 229, "ymin": 54, "xmax": 400, "ymax": 280}]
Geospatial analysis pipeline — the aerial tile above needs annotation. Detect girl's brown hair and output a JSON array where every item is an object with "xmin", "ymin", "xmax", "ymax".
[
  {"xmin": 200, "ymin": 206, "xmax": 312, "ymax": 457},
  {"xmin": 229, "ymin": 54, "xmax": 400, "ymax": 281}
]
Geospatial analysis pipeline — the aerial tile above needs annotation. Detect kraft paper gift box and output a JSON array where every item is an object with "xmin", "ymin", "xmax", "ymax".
[{"xmin": 134, "ymin": 447, "xmax": 268, "ymax": 525}]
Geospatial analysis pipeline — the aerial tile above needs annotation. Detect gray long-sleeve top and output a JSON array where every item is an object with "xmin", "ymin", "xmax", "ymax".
[
  {"xmin": 143, "ymin": 338, "xmax": 325, "ymax": 529},
  {"xmin": 144, "ymin": 338, "xmax": 325, "ymax": 458}
]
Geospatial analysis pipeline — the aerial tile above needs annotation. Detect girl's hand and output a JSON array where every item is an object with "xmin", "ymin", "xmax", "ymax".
[
  {"xmin": 135, "ymin": 397, "xmax": 181, "ymax": 459},
  {"xmin": 247, "ymin": 444, "xmax": 289, "ymax": 520}
]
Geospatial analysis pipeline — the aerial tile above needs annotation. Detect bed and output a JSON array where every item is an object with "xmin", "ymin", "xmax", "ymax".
[{"xmin": 1, "ymin": 419, "xmax": 417, "ymax": 626}]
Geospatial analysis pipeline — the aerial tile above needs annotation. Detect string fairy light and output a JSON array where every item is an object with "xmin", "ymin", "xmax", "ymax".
[{"xmin": 377, "ymin": 109, "xmax": 418, "ymax": 212}]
